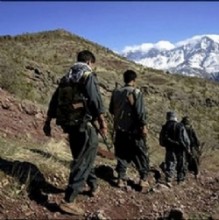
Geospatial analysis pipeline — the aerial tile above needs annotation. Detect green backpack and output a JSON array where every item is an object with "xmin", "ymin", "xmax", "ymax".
[
  {"xmin": 111, "ymin": 86, "xmax": 139, "ymax": 132},
  {"xmin": 56, "ymin": 71, "xmax": 90, "ymax": 129}
]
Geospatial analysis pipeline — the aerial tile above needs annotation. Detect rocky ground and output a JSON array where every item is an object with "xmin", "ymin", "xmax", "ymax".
[{"xmin": 0, "ymin": 88, "xmax": 219, "ymax": 219}]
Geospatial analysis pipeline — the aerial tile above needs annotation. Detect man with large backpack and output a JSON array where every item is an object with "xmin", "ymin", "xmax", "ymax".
[
  {"xmin": 109, "ymin": 70, "xmax": 150, "ymax": 192},
  {"xmin": 159, "ymin": 112, "xmax": 190, "ymax": 185},
  {"xmin": 43, "ymin": 50, "xmax": 107, "ymax": 215}
]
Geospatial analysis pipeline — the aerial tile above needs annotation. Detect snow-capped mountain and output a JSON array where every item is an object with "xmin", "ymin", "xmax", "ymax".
[{"xmin": 121, "ymin": 35, "xmax": 219, "ymax": 81}]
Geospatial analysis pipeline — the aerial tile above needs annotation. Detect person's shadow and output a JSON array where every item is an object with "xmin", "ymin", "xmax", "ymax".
[
  {"xmin": 95, "ymin": 164, "xmax": 162, "ymax": 192},
  {"xmin": 94, "ymin": 164, "xmax": 142, "ymax": 190},
  {"xmin": 27, "ymin": 148, "xmax": 71, "ymax": 167},
  {"xmin": 95, "ymin": 164, "xmax": 118, "ymax": 187},
  {"xmin": 0, "ymin": 157, "xmax": 65, "ymax": 212}
]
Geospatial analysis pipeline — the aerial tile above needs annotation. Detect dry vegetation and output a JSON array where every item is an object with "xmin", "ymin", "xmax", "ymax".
[{"xmin": 0, "ymin": 29, "xmax": 219, "ymax": 219}]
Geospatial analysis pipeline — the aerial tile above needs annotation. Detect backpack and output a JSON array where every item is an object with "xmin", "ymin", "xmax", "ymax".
[
  {"xmin": 159, "ymin": 125, "xmax": 167, "ymax": 147},
  {"xmin": 55, "ymin": 71, "xmax": 91, "ymax": 129},
  {"xmin": 159, "ymin": 122, "xmax": 180, "ymax": 147},
  {"xmin": 112, "ymin": 86, "xmax": 139, "ymax": 132}
]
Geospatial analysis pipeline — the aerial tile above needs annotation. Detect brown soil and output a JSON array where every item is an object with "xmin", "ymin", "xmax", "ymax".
[{"xmin": 0, "ymin": 89, "xmax": 219, "ymax": 219}]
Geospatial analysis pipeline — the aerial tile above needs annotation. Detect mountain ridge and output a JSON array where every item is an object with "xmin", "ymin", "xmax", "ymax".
[{"xmin": 122, "ymin": 34, "xmax": 219, "ymax": 81}]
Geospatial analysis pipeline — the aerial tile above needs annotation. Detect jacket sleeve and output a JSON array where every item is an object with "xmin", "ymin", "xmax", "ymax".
[
  {"xmin": 133, "ymin": 90, "xmax": 147, "ymax": 126},
  {"xmin": 46, "ymin": 87, "xmax": 59, "ymax": 118},
  {"xmin": 179, "ymin": 125, "xmax": 190, "ymax": 151},
  {"xmin": 84, "ymin": 73, "xmax": 105, "ymax": 119}
]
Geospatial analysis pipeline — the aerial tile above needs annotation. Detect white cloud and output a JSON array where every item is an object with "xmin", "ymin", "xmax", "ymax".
[
  {"xmin": 154, "ymin": 41, "xmax": 175, "ymax": 50},
  {"xmin": 122, "ymin": 43, "xmax": 154, "ymax": 54},
  {"xmin": 122, "ymin": 40, "xmax": 175, "ymax": 54}
]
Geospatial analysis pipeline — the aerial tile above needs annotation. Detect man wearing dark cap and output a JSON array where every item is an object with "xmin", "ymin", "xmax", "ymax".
[
  {"xmin": 181, "ymin": 116, "xmax": 201, "ymax": 178},
  {"xmin": 159, "ymin": 111, "xmax": 190, "ymax": 185}
]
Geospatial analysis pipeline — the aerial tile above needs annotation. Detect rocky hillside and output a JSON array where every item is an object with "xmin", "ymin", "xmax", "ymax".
[
  {"xmin": 0, "ymin": 87, "xmax": 218, "ymax": 219},
  {"xmin": 0, "ymin": 29, "xmax": 219, "ymax": 147},
  {"xmin": 0, "ymin": 29, "xmax": 219, "ymax": 219}
]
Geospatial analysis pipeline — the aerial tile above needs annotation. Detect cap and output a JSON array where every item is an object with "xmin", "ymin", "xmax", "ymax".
[
  {"xmin": 181, "ymin": 116, "xmax": 190, "ymax": 125},
  {"xmin": 166, "ymin": 111, "xmax": 177, "ymax": 121}
]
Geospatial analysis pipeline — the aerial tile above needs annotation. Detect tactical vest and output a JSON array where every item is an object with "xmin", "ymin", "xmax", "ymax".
[{"xmin": 56, "ymin": 71, "xmax": 90, "ymax": 128}]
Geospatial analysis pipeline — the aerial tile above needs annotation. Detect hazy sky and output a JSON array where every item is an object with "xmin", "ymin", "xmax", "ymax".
[{"xmin": 1, "ymin": 2, "xmax": 219, "ymax": 52}]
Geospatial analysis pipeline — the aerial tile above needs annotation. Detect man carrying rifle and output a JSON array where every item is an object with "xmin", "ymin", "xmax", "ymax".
[
  {"xmin": 181, "ymin": 116, "xmax": 200, "ymax": 178},
  {"xmin": 159, "ymin": 112, "xmax": 190, "ymax": 186},
  {"xmin": 43, "ymin": 50, "xmax": 107, "ymax": 215},
  {"xmin": 109, "ymin": 70, "xmax": 150, "ymax": 192}
]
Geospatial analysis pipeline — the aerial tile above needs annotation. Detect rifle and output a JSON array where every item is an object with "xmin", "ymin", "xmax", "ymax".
[
  {"xmin": 175, "ymin": 141, "xmax": 199, "ymax": 177},
  {"xmin": 98, "ymin": 131, "xmax": 113, "ymax": 152},
  {"xmin": 92, "ymin": 120, "xmax": 113, "ymax": 152}
]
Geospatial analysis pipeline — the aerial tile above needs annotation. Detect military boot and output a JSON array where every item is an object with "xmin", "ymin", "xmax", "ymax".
[
  {"xmin": 59, "ymin": 200, "xmax": 84, "ymax": 216},
  {"xmin": 89, "ymin": 184, "xmax": 100, "ymax": 197},
  {"xmin": 117, "ymin": 179, "xmax": 127, "ymax": 188},
  {"xmin": 139, "ymin": 179, "xmax": 150, "ymax": 193}
]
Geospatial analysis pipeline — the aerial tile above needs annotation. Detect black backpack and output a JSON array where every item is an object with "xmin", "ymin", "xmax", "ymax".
[
  {"xmin": 56, "ymin": 71, "xmax": 90, "ymax": 129},
  {"xmin": 159, "ymin": 122, "xmax": 180, "ymax": 147}
]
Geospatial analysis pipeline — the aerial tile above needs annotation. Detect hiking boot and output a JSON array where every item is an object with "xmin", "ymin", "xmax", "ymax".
[
  {"xmin": 117, "ymin": 179, "xmax": 127, "ymax": 188},
  {"xmin": 79, "ymin": 183, "xmax": 88, "ymax": 193},
  {"xmin": 177, "ymin": 180, "xmax": 186, "ymax": 186},
  {"xmin": 139, "ymin": 180, "xmax": 150, "ymax": 193},
  {"xmin": 165, "ymin": 176, "xmax": 172, "ymax": 183},
  {"xmin": 166, "ymin": 181, "xmax": 173, "ymax": 188},
  {"xmin": 195, "ymin": 173, "xmax": 200, "ymax": 180},
  {"xmin": 89, "ymin": 185, "xmax": 100, "ymax": 197},
  {"xmin": 59, "ymin": 200, "xmax": 84, "ymax": 216},
  {"xmin": 177, "ymin": 176, "xmax": 185, "ymax": 184}
]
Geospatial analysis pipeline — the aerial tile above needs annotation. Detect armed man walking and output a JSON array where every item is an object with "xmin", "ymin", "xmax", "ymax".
[
  {"xmin": 43, "ymin": 50, "xmax": 107, "ymax": 215},
  {"xmin": 159, "ymin": 112, "xmax": 190, "ymax": 186},
  {"xmin": 109, "ymin": 70, "xmax": 150, "ymax": 192},
  {"xmin": 181, "ymin": 116, "xmax": 201, "ymax": 178}
]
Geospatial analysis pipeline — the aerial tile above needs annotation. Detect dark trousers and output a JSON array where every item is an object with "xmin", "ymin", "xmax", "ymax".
[
  {"xmin": 165, "ymin": 147, "xmax": 187, "ymax": 182},
  {"xmin": 114, "ymin": 130, "xmax": 149, "ymax": 180},
  {"xmin": 64, "ymin": 124, "xmax": 98, "ymax": 203},
  {"xmin": 187, "ymin": 147, "xmax": 200, "ymax": 176}
]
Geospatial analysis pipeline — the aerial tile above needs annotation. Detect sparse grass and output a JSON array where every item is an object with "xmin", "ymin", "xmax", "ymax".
[
  {"xmin": 200, "ymin": 147, "xmax": 219, "ymax": 172},
  {"xmin": 189, "ymin": 212, "xmax": 213, "ymax": 220},
  {"xmin": 0, "ymin": 136, "xmax": 72, "ymax": 188},
  {"xmin": 0, "ymin": 29, "xmax": 219, "ymax": 179}
]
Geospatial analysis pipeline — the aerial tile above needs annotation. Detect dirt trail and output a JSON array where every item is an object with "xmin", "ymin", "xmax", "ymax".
[{"xmin": 0, "ymin": 89, "xmax": 219, "ymax": 219}]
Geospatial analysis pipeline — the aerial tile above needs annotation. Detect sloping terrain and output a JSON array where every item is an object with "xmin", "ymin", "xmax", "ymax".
[
  {"xmin": 0, "ymin": 88, "xmax": 219, "ymax": 219},
  {"xmin": 0, "ymin": 30, "xmax": 219, "ymax": 219},
  {"xmin": 1, "ymin": 30, "xmax": 219, "ymax": 145}
]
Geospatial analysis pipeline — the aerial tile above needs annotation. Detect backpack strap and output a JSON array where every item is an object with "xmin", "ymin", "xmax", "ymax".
[
  {"xmin": 127, "ymin": 88, "xmax": 140, "ymax": 106},
  {"xmin": 79, "ymin": 70, "xmax": 91, "ymax": 84},
  {"xmin": 83, "ymin": 70, "xmax": 91, "ymax": 79}
]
